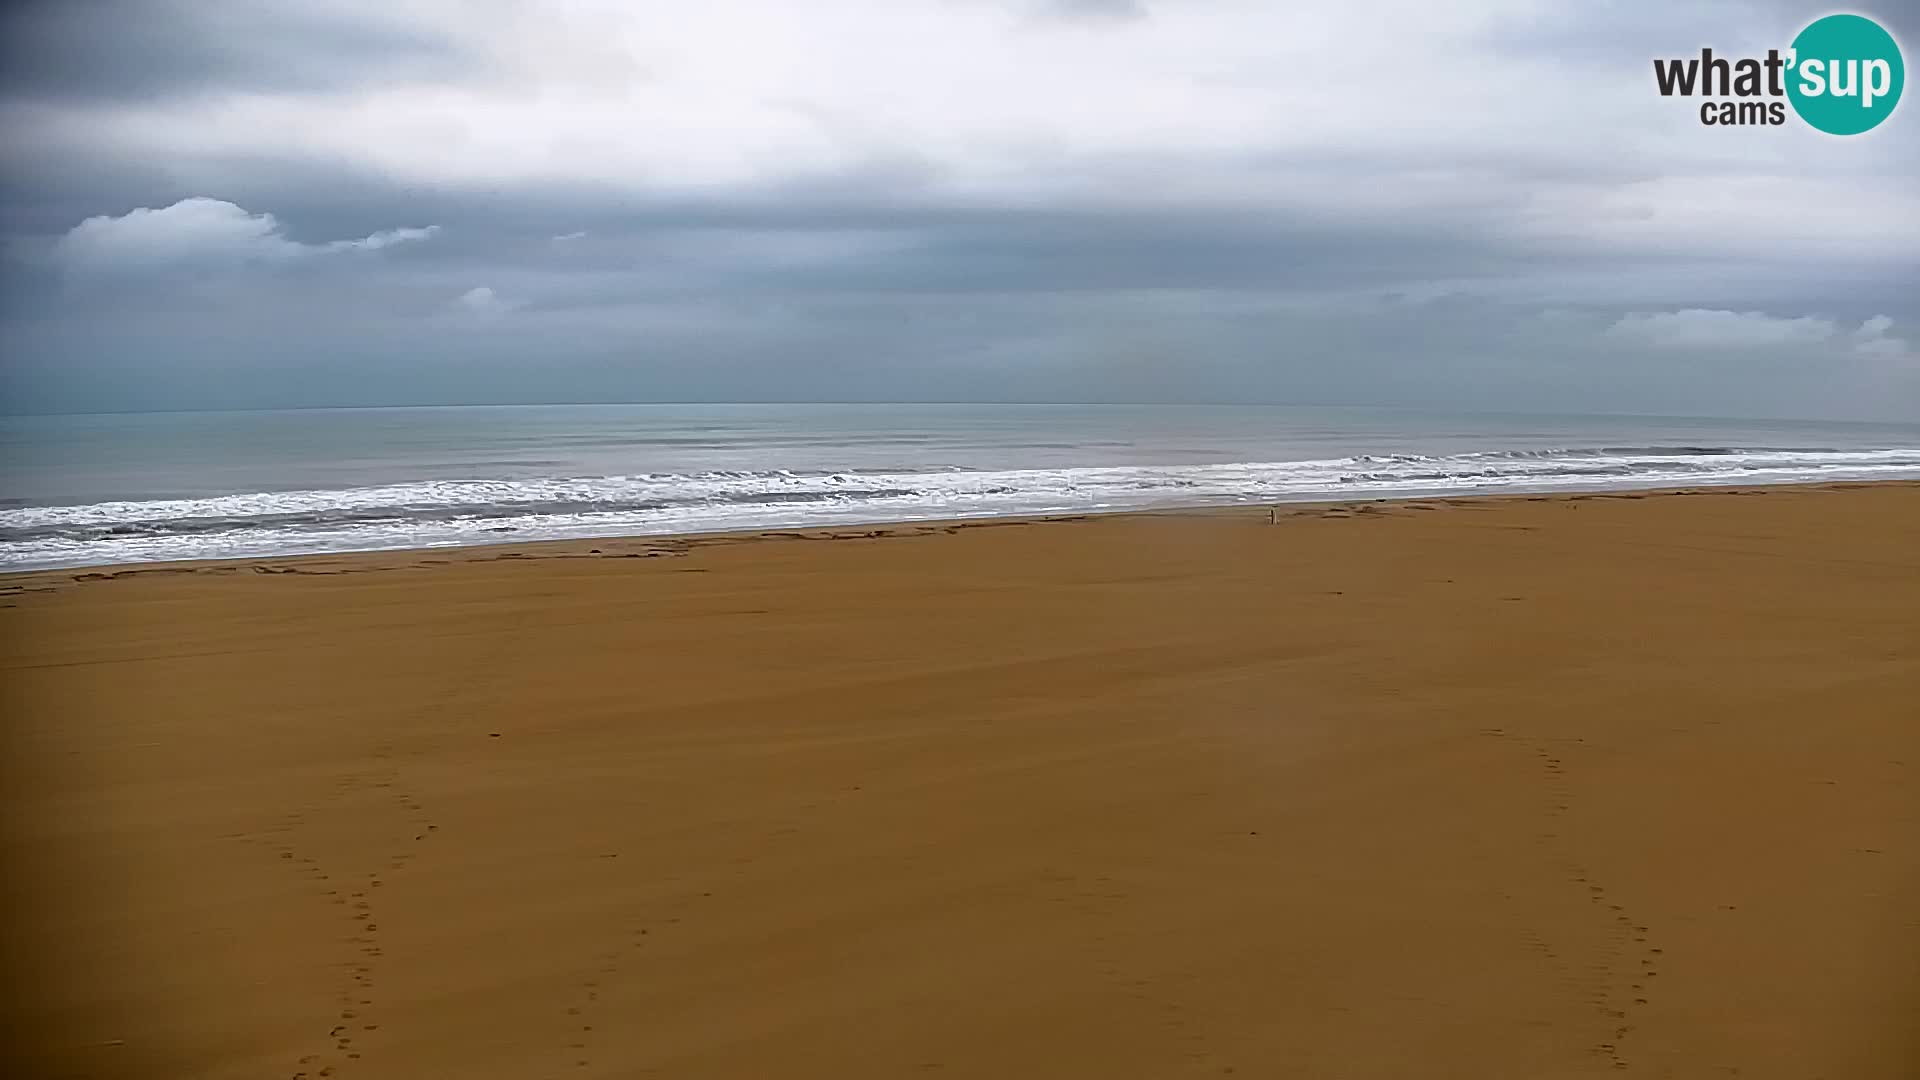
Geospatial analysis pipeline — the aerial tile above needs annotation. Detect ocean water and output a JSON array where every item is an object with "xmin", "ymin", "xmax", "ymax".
[{"xmin": 3, "ymin": 403, "xmax": 1918, "ymax": 571}]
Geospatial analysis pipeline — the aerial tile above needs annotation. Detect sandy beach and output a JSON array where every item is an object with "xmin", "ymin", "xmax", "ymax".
[{"xmin": 4, "ymin": 483, "xmax": 1916, "ymax": 1080}]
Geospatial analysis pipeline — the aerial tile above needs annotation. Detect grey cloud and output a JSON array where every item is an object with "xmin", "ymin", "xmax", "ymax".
[
  {"xmin": 9, "ymin": 285, "xmax": 1909, "ymax": 420},
  {"xmin": 1039, "ymin": 0, "xmax": 1149, "ymax": 20},
  {"xmin": 0, "ymin": 1, "xmax": 1916, "ymax": 422},
  {"xmin": 0, "ymin": 0, "xmax": 470, "ymax": 105},
  {"xmin": 1481, "ymin": 0, "xmax": 1920, "ymax": 66}
]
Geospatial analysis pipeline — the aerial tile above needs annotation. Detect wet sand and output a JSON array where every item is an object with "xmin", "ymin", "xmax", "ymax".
[{"xmin": 4, "ymin": 483, "xmax": 1917, "ymax": 1079}]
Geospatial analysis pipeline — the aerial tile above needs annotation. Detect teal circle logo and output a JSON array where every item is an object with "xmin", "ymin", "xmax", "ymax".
[{"xmin": 1787, "ymin": 14, "xmax": 1904, "ymax": 135}]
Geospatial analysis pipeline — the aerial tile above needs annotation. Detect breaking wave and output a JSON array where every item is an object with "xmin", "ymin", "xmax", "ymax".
[{"xmin": 5, "ymin": 445, "xmax": 1919, "ymax": 571}]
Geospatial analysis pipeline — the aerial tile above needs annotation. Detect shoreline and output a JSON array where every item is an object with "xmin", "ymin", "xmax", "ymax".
[{"xmin": 6, "ymin": 476, "xmax": 1918, "ymax": 584}]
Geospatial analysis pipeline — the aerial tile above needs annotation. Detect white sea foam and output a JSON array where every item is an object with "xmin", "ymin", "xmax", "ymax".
[{"xmin": 5, "ymin": 444, "xmax": 1919, "ymax": 571}]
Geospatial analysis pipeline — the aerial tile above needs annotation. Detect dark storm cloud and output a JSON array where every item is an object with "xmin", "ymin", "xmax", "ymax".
[
  {"xmin": 0, "ymin": 174, "xmax": 1677, "ymax": 311},
  {"xmin": 1, "ymin": 142, "xmax": 1907, "ymax": 308},
  {"xmin": 0, "ymin": 0, "xmax": 472, "ymax": 106}
]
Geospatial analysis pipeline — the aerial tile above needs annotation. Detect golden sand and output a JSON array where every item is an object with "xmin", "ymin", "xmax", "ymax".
[{"xmin": 4, "ymin": 484, "xmax": 1916, "ymax": 1079}]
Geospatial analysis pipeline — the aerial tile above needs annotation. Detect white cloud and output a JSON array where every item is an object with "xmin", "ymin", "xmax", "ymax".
[
  {"xmin": 52, "ymin": 197, "xmax": 437, "ymax": 271},
  {"xmin": 1851, "ymin": 315, "xmax": 1911, "ymax": 358},
  {"xmin": 1606, "ymin": 309, "xmax": 1837, "ymax": 349},
  {"xmin": 337, "ymin": 225, "xmax": 440, "ymax": 252},
  {"xmin": 1854, "ymin": 314, "xmax": 1895, "ymax": 340},
  {"xmin": 453, "ymin": 285, "xmax": 512, "ymax": 316},
  {"xmin": 1855, "ymin": 335, "xmax": 1909, "ymax": 357},
  {"xmin": 1603, "ymin": 310, "xmax": 1915, "ymax": 364}
]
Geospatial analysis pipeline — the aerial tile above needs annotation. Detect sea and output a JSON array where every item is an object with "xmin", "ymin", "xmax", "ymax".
[{"xmin": 3, "ymin": 403, "xmax": 1919, "ymax": 572}]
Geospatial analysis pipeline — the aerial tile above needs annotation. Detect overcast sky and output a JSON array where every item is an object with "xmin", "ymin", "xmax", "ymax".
[{"xmin": 1, "ymin": 0, "xmax": 1916, "ymax": 419}]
